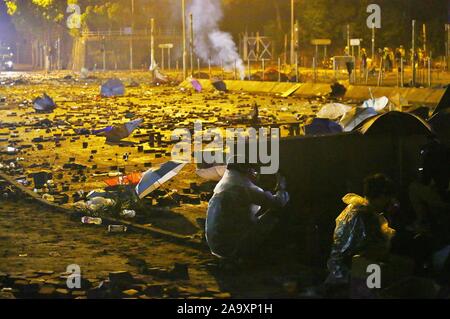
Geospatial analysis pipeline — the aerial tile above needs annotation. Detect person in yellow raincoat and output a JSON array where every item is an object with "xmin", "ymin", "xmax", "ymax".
[{"xmin": 326, "ymin": 174, "xmax": 397, "ymax": 285}]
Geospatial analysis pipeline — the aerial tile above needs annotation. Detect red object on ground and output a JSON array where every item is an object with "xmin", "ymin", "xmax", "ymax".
[{"xmin": 104, "ymin": 172, "xmax": 143, "ymax": 186}]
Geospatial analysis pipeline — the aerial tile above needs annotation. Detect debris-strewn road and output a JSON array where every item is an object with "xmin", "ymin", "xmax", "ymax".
[
  {"xmin": 0, "ymin": 200, "xmax": 320, "ymax": 299},
  {"xmin": 0, "ymin": 71, "xmax": 322, "ymax": 299}
]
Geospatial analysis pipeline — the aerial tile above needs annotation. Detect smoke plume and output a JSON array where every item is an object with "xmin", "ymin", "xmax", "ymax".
[{"xmin": 188, "ymin": 0, "xmax": 245, "ymax": 78}]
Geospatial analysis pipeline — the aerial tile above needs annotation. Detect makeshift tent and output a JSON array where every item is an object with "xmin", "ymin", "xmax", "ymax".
[
  {"xmin": 305, "ymin": 118, "xmax": 343, "ymax": 136},
  {"xmin": 316, "ymin": 103, "xmax": 352, "ymax": 120},
  {"xmin": 428, "ymin": 109, "xmax": 450, "ymax": 144},
  {"xmin": 340, "ymin": 107, "xmax": 378, "ymax": 132},
  {"xmin": 433, "ymin": 85, "xmax": 450, "ymax": 115},
  {"xmin": 100, "ymin": 79, "xmax": 125, "ymax": 97},
  {"xmin": 355, "ymin": 111, "xmax": 433, "ymax": 136},
  {"xmin": 94, "ymin": 118, "xmax": 143, "ymax": 142},
  {"xmin": 33, "ymin": 93, "xmax": 56, "ymax": 112},
  {"xmin": 135, "ymin": 161, "xmax": 186, "ymax": 199}
]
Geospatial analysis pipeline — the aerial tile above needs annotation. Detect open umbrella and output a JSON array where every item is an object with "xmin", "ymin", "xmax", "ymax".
[
  {"xmin": 33, "ymin": 93, "xmax": 56, "ymax": 112},
  {"xmin": 340, "ymin": 107, "xmax": 378, "ymax": 132},
  {"xmin": 100, "ymin": 78, "xmax": 125, "ymax": 97},
  {"xmin": 362, "ymin": 96, "xmax": 389, "ymax": 112},
  {"xmin": 316, "ymin": 103, "xmax": 352, "ymax": 120},
  {"xmin": 94, "ymin": 118, "xmax": 143, "ymax": 142},
  {"xmin": 135, "ymin": 161, "xmax": 186, "ymax": 199}
]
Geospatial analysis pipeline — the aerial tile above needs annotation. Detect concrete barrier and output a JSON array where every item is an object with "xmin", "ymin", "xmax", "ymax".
[
  {"xmin": 276, "ymin": 132, "xmax": 427, "ymax": 266},
  {"xmin": 179, "ymin": 79, "xmax": 445, "ymax": 107}
]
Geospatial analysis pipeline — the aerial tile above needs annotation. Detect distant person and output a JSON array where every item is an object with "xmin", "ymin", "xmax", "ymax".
[
  {"xmin": 250, "ymin": 102, "xmax": 260, "ymax": 127},
  {"xmin": 395, "ymin": 48, "xmax": 402, "ymax": 72},
  {"xmin": 361, "ymin": 48, "xmax": 368, "ymax": 76},
  {"xmin": 206, "ymin": 156, "xmax": 290, "ymax": 261},
  {"xmin": 326, "ymin": 174, "xmax": 397, "ymax": 285}
]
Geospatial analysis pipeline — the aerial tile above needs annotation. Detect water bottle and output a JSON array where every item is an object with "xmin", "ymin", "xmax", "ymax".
[
  {"xmin": 108, "ymin": 225, "xmax": 127, "ymax": 233},
  {"xmin": 81, "ymin": 216, "xmax": 102, "ymax": 225}
]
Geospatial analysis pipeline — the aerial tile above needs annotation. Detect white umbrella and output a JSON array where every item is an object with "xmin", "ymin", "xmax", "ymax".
[
  {"xmin": 362, "ymin": 96, "xmax": 389, "ymax": 112},
  {"xmin": 135, "ymin": 161, "xmax": 186, "ymax": 199}
]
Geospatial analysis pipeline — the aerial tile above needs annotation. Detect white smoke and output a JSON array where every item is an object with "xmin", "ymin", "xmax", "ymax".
[{"xmin": 188, "ymin": 0, "xmax": 245, "ymax": 79}]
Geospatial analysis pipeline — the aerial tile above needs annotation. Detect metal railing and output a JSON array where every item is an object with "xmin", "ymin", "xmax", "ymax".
[{"xmin": 81, "ymin": 29, "xmax": 179, "ymax": 37}]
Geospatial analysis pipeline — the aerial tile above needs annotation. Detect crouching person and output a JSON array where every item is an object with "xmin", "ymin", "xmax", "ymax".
[
  {"xmin": 206, "ymin": 156, "xmax": 290, "ymax": 261},
  {"xmin": 326, "ymin": 174, "xmax": 396, "ymax": 286}
]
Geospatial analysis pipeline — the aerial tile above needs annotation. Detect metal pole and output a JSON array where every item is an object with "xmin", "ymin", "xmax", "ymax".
[
  {"xmin": 182, "ymin": 0, "xmax": 187, "ymax": 79},
  {"xmin": 412, "ymin": 20, "xmax": 416, "ymax": 86},
  {"xmin": 150, "ymin": 18, "xmax": 155, "ymax": 70},
  {"xmin": 262, "ymin": 59, "xmax": 265, "ymax": 81},
  {"xmin": 168, "ymin": 48, "xmax": 171, "ymax": 71},
  {"xmin": 428, "ymin": 56, "xmax": 432, "ymax": 87},
  {"xmin": 208, "ymin": 58, "xmax": 212, "ymax": 79},
  {"xmin": 247, "ymin": 59, "xmax": 251, "ymax": 80},
  {"xmin": 190, "ymin": 13, "xmax": 194, "ymax": 76},
  {"xmin": 278, "ymin": 57, "xmax": 281, "ymax": 82},
  {"xmin": 234, "ymin": 60, "xmax": 237, "ymax": 80},
  {"xmin": 371, "ymin": 23, "xmax": 375, "ymax": 61},
  {"xmin": 347, "ymin": 24, "xmax": 350, "ymax": 55},
  {"xmin": 102, "ymin": 37, "xmax": 106, "ymax": 71},
  {"xmin": 290, "ymin": 0, "xmax": 295, "ymax": 65},
  {"xmin": 161, "ymin": 48, "xmax": 165, "ymax": 70},
  {"xmin": 313, "ymin": 57, "xmax": 316, "ymax": 83},
  {"xmin": 57, "ymin": 37, "xmax": 61, "ymax": 70},
  {"xmin": 400, "ymin": 57, "xmax": 404, "ymax": 87},
  {"xmin": 130, "ymin": 0, "xmax": 134, "ymax": 70}
]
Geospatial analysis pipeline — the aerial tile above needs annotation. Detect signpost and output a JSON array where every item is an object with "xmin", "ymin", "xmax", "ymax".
[{"xmin": 159, "ymin": 44, "xmax": 174, "ymax": 71}]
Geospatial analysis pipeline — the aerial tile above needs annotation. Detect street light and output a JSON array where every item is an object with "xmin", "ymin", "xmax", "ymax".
[
  {"xmin": 182, "ymin": 0, "xmax": 187, "ymax": 79},
  {"xmin": 290, "ymin": 0, "xmax": 295, "ymax": 65}
]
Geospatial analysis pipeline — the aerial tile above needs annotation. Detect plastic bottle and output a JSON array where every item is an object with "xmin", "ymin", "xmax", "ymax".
[
  {"xmin": 81, "ymin": 216, "xmax": 102, "ymax": 225},
  {"xmin": 108, "ymin": 225, "xmax": 127, "ymax": 233}
]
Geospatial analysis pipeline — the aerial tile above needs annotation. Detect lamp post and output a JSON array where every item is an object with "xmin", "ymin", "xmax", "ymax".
[
  {"xmin": 182, "ymin": 0, "xmax": 187, "ymax": 79},
  {"xmin": 290, "ymin": 0, "xmax": 295, "ymax": 65}
]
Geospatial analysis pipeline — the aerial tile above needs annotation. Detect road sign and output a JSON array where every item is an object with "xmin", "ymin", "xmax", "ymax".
[
  {"xmin": 159, "ymin": 44, "xmax": 174, "ymax": 49},
  {"xmin": 311, "ymin": 39, "xmax": 332, "ymax": 46},
  {"xmin": 350, "ymin": 39, "xmax": 362, "ymax": 46}
]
